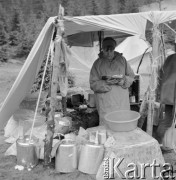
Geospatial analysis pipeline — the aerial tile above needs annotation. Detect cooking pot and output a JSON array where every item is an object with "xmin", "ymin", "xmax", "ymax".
[
  {"xmin": 16, "ymin": 135, "xmax": 39, "ymax": 168},
  {"xmin": 67, "ymin": 94, "xmax": 84, "ymax": 108},
  {"xmin": 54, "ymin": 115, "xmax": 71, "ymax": 134},
  {"xmin": 78, "ymin": 142, "xmax": 104, "ymax": 174},
  {"xmin": 55, "ymin": 139, "xmax": 78, "ymax": 173}
]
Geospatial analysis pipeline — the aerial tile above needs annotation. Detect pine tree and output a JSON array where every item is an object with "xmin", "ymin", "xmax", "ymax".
[
  {"xmin": 66, "ymin": 0, "xmax": 76, "ymax": 16},
  {"xmin": 0, "ymin": 5, "xmax": 8, "ymax": 45},
  {"xmin": 43, "ymin": 0, "xmax": 60, "ymax": 17},
  {"xmin": 91, "ymin": 0, "xmax": 99, "ymax": 15},
  {"xmin": 31, "ymin": 54, "xmax": 52, "ymax": 93},
  {"xmin": 9, "ymin": 6, "xmax": 25, "ymax": 46},
  {"xmin": 104, "ymin": 0, "xmax": 111, "ymax": 15},
  {"xmin": 61, "ymin": 0, "xmax": 69, "ymax": 15},
  {"xmin": 16, "ymin": 10, "xmax": 46, "ymax": 57},
  {"xmin": 0, "ymin": 46, "xmax": 8, "ymax": 62},
  {"xmin": 118, "ymin": 0, "xmax": 126, "ymax": 13},
  {"xmin": 0, "ymin": 4, "xmax": 10, "ymax": 32},
  {"xmin": 0, "ymin": 23, "xmax": 8, "ymax": 45},
  {"xmin": 124, "ymin": 0, "xmax": 139, "ymax": 13}
]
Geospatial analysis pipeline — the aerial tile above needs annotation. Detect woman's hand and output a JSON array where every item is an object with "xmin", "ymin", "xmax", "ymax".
[
  {"xmin": 106, "ymin": 78, "xmax": 125, "ymax": 86},
  {"xmin": 118, "ymin": 79, "xmax": 125, "ymax": 86}
]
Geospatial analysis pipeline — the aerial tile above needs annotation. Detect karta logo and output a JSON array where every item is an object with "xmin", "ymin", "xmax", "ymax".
[{"xmin": 103, "ymin": 158, "xmax": 174, "ymax": 179}]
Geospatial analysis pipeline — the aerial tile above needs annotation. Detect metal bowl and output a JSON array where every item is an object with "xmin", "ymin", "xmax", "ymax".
[{"xmin": 104, "ymin": 110, "xmax": 140, "ymax": 132}]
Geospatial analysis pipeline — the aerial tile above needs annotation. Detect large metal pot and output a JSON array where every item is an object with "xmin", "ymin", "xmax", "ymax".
[
  {"xmin": 55, "ymin": 139, "xmax": 78, "ymax": 173},
  {"xmin": 16, "ymin": 135, "xmax": 39, "ymax": 168},
  {"xmin": 78, "ymin": 142, "xmax": 104, "ymax": 174}
]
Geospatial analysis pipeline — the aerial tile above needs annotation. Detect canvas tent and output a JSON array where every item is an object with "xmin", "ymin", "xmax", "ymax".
[
  {"xmin": 116, "ymin": 35, "xmax": 151, "ymax": 69},
  {"xmin": 69, "ymin": 35, "xmax": 152, "ymax": 94},
  {"xmin": 116, "ymin": 35, "xmax": 152, "ymax": 96},
  {"xmin": 1, "ymin": 11, "xmax": 176, "ymax": 132}
]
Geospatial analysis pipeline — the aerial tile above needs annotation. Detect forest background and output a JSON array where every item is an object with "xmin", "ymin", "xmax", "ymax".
[{"xmin": 1, "ymin": 0, "xmax": 176, "ymax": 63}]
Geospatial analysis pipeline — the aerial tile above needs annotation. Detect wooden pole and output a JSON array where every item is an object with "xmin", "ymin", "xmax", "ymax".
[
  {"xmin": 147, "ymin": 25, "xmax": 160, "ymax": 136},
  {"xmin": 44, "ymin": 4, "xmax": 64, "ymax": 166},
  {"xmin": 158, "ymin": 0, "xmax": 161, "ymax": 11}
]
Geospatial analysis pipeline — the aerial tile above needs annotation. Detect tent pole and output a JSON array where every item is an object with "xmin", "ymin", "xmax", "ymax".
[
  {"xmin": 44, "ymin": 4, "xmax": 64, "ymax": 166},
  {"xmin": 147, "ymin": 24, "xmax": 160, "ymax": 136},
  {"xmin": 98, "ymin": 31, "xmax": 102, "ymax": 52}
]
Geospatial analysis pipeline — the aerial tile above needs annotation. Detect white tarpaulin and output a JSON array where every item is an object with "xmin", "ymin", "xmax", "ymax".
[
  {"xmin": 116, "ymin": 36, "xmax": 152, "ymax": 96},
  {"xmin": 144, "ymin": 11, "xmax": 176, "ymax": 24},
  {"xmin": 116, "ymin": 36, "xmax": 151, "ymax": 61},
  {"xmin": 69, "ymin": 42, "xmax": 99, "ymax": 70},
  {"xmin": 0, "ymin": 18, "xmax": 54, "ymax": 128},
  {"xmin": 64, "ymin": 12, "xmax": 148, "ymax": 39}
]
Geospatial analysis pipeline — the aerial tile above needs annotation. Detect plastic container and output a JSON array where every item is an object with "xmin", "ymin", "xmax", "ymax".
[{"xmin": 104, "ymin": 110, "xmax": 140, "ymax": 132}]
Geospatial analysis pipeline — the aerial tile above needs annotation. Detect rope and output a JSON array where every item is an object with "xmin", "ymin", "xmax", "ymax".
[
  {"xmin": 163, "ymin": 23, "xmax": 176, "ymax": 35},
  {"xmin": 29, "ymin": 29, "xmax": 55, "ymax": 141},
  {"xmin": 148, "ymin": 52, "xmax": 161, "ymax": 92},
  {"xmin": 136, "ymin": 47, "xmax": 151, "ymax": 74}
]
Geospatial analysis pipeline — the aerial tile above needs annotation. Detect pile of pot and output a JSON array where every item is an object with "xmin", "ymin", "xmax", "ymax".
[{"xmin": 52, "ymin": 129, "xmax": 107, "ymax": 175}]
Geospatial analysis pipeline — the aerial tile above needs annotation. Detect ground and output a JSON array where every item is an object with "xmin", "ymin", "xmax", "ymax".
[
  {"xmin": 0, "ymin": 61, "xmax": 176, "ymax": 180},
  {"xmin": 0, "ymin": 61, "xmax": 96, "ymax": 180}
]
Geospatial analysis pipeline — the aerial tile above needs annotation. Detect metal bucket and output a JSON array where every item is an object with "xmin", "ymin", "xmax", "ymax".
[
  {"xmin": 55, "ymin": 139, "xmax": 78, "ymax": 173},
  {"xmin": 16, "ymin": 135, "xmax": 38, "ymax": 168},
  {"xmin": 78, "ymin": 143, "xmax": 104, "ymax": 174}
]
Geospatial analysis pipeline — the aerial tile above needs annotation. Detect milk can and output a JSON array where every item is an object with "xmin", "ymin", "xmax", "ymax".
[
  {"xmin": 16, "ymin": 135, "xmax": 39, "ymax": 168},
  {"xmin": 78, "ymin": 142, "xmax": 104, "ymax": 174},
  {"xmin": 55, "ymin": 139, "xmax": 78, "ymax": 173}
]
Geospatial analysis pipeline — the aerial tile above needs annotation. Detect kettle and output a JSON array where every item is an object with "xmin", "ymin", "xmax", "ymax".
[{"xmin": 55, "ymin": 139, "xmax": 78, "ymax": 173}]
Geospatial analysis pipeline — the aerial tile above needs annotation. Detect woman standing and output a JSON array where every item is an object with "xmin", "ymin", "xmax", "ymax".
[{"xmin": 89, "ymin": 37, "xmax": 135, "ymax": 125}]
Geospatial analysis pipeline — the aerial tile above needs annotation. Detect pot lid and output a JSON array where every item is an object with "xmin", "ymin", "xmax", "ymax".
[
  {"xmin": 17, "ymin": 136, "xmax": 37, "ymax": 146},
  {"xmin": 85, "ymin": 142, "xmax": 104, "ymax": 148}
]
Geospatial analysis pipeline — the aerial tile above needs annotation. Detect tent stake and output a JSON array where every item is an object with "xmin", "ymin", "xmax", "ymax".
[{"xmin": 44, "ymin": 4, "xmax": 64, "ymax": 166}]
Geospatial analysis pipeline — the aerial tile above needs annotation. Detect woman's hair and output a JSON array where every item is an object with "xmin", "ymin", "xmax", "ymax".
[{"xmin": 102, "ymin": 37, "xmax": 117, "ymax": 46}]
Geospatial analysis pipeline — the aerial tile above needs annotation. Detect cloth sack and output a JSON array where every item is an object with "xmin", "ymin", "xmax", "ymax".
[
  {"xmin": 160, "ymin": 54, "xmax": 176, "ymax": 105},
  {"xmin": 162, "ymin": 104, "xmax": 176, "ymax": 150},
  {"xmin": 162, "ymin": 124, "xmax": 176, "ymax": 150}
]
